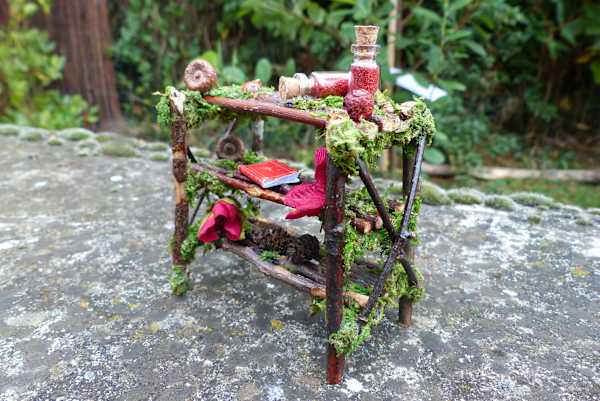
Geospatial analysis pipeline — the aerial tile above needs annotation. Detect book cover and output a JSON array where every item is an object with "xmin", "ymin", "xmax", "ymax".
[{"xmin": 239, "ymin": 160, "xmax": 300, "ymax": 188}]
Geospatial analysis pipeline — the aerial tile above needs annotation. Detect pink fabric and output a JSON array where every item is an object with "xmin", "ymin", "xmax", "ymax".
[
  {"xmin": 284, "ymin": 147, "xmax": 328, "ymax": 219},
  {"xmin": 198, "ymin": 199, "xmax": 242, "ymax": 243}
]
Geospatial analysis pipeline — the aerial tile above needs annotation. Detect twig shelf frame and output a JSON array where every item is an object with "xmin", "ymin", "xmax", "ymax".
[{"xmin": 163, "ymin": 64, "xmax": 434, "ymax": 385}]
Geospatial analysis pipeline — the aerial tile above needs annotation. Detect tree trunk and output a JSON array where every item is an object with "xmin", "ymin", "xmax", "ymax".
[
  {"xmin": 0, "ymin": 0, "xmax": 8, "ymax": 26},
  {"xmin": 42, "ymin": 0, "xmax": 125, "ymax": 130}
]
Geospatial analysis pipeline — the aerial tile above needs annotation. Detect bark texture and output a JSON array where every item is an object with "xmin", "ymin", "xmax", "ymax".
[{"xmin": 41, "ymin": 0, "xmax": 124, "ymax": 129}]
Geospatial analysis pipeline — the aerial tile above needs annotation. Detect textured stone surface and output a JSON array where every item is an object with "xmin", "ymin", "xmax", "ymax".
[{"xmin": 0, "ymin": 135, "xmax": 599, "ymax": 401}]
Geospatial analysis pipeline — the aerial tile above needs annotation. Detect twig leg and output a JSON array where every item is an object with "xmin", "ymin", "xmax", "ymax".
[
  {"xmin": 169, "ymin": 90, "xmax": 190, "ymax": 282},
  {"xmin": 399, "ymin": 140, "xmax": 420, "ymax": 325},
  {"xmin": 324, "ymin": 155, "xmax": 346, "ymax": 384}
]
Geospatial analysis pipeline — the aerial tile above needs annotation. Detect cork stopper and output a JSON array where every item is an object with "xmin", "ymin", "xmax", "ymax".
[
  {"xmin": 354, "ymin": 25, "xmax": 379, "ymax": 45},
  {"xmin": 279, "ymin": 76, "xmax": 301, "ymax": 100}
]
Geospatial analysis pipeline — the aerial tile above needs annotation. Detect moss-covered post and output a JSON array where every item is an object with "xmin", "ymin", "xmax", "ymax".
[
  {"xmin": 169, "ymin": 88, "xmax": 191, "ymax": 295},
  {"xmin": 323, "ymin": 155, "xmax": 346, "ymax": 384},
  {"xmin": 400, "ymin": 140, "xmax": 420, "ymax": 325}
]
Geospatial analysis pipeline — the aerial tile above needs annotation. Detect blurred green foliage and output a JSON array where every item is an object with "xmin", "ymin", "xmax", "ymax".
[
  {"xmin": 106, "ymin": 1, "xmax": 599, "ymax": 167},
  {"xmin": 0, "ymin": 0, "xmax": 96, "ymax": 128}
]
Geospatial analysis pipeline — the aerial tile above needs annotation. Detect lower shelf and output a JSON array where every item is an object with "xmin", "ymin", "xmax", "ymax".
[{"xmin": 220, "ymin": 240, "xmax": 372, "ymax": 307}]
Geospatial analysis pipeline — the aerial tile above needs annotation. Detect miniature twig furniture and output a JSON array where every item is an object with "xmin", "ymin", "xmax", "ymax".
[{"xmin": 160, "ymin": 58, "xmax": 434, "ymax": 384}]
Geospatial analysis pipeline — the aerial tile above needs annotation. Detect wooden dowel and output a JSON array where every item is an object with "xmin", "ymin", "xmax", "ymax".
[
  {"xmin": 204, "ymin": 96, "xmax": 327, "ymax": 128},
  {"xmin": 323, "ymin": 155, "xmax": 346, "ymax": 384}
]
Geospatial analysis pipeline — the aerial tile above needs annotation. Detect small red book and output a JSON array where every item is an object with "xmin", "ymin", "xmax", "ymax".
[{"xmin": 239, "ymin": 160, "xmax": 300, "ymax": 189}]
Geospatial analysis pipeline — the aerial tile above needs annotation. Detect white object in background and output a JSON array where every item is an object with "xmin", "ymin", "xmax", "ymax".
[{"xmin": 389, "ymin": 67, "xmax": 448, "ymax": 102}]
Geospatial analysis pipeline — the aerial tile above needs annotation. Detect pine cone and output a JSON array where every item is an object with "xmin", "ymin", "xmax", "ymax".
[
  {"xmin": 248, "ymin": 222, "xmax": 290, "ymax": 253},
  {"xmin": 287, "ymin": 234, "xmax": 320, "ymax": 264}
]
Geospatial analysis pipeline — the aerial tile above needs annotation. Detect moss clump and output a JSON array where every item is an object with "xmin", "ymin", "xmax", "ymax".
[
  {"xmin": 47, "ymin": 137, "xmax": 63, "ymax": 146},
  {"xmin": 0, "ymin": 124, "xmax": 21, "ymax": 136},
  {"xmin": 19, "ymin": 128, "xmax": 47, "ymax": 142},
  {"xmin": 484, "ymin": 195, "xmax": 516, "ymax": 211},
  {"xmin": 575, "ymin": 217, "xmax": 592, "ymax": 226},
  {"xmin": 510, "ymin": 192, "xmax": 557, "ymax": 208},
  {"xmin": 260, "ymin": 250, "xmax": 280, "ymax": 263},
  {"xmin": 100, "ymin": 142, "xmax": 139, "ymax": 158},
  {"xmin": 527, "ymin": 214, "xmax": 542, "ymax": 224},
  {"xmin": 189, "ymin": 147, "xmax": 211, "ymax": 158},
  {"xmin": 58, "ymin": 128, "xmax": 93, "ymax": 141},
  {"xmin": 420, "ymin": 181, "xmax": 453, "ymax": 206},
  {"xmin": 587, "ymin": 208, "xmax": 600, "ymax": 216},
  {"xmin": 292, "ymin": 95, "xmax": 343, "ymax": 111},
  {"xmin": 446, "ymin": 188, "xmax": 484, "ymax": 205},
  {"xmin": 149, "ymin": 152, "xmax": 169, "ymax": 162},
  {"xmin": 169, "ymin": 265, "xmax": 192, "ymax": 296},
  {"xmin": 140, "ymin": 141, "xmax": 169, "ymax": 151},
  {"xmin": 77, "ymin": 140, "xmax": 99, "ymax": 150},
  {"xmin": 95, "ymin": 133, "xmax": 115, "ymax": 143}
]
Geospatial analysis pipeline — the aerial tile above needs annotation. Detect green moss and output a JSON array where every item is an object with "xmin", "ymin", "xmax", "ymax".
[
  {"xmin": 575, "ymin": 217, "xmax": 592, "ymax": 226},
  {"xmin": 47, "ymin": 137, "xmax": 63, "ymax": 146},
  {"xmin": 420, "ymin": 181, "xmax": 452, "ymax": 206},
  {"xmin": 181, "ymin": 220, "xmax": 201, "ymax": 263},
  {"xmin": 189, "ymin": 147, "xmax": 211, "ymax": 158},
  {"xmin": 100, "ymin": 142, "xmax": 139, "ymax": 158},
  {"xmin": 140, "ymin": 141, "xmax": 169, "ymax": 151},
  {"xmin": 588, "ymin": 208, "xmax": 600, "ymax": 216},
  {"xmin": 0, "ymin": 124, "xmax": 21, "ymax": 136},
  {"xmin": 95, "ymin": 133, "xmax": 115, "ymax": 143},
  {"xmin": 149, "ymin": 152, "xmax": 169, "ymax": 162},
  {"xmin": 510, "ymin": 192, "xmax": 557, "ymax": 208},
  {"xmin": 215, "ymin": 158, "xmax": 239, "ymax": 170},
  {"xmin": 446, "ymin": 188, "xmax": 484, "ymax": 205},
  {"xmin": 292, "ymin": 95, "xmax": 343, "ymax": 111},
  {"xmin": 484, "ymin": 195, "xmax": 516, "ymax": 211},
  {"xmin": 58, "ymin": 128, "xmax": 93, "ymax": 141},
  {"xmin": 77, "ymin": 140, "xmax": 98, "ymax": 150},
  {"xmin": 169, "ymin": 265, "xmax": 191, "ymax": 296},
  {"xmin": 19, "ymin": 128, "xmax": 47, "ymax": 142},
  {"xmin": 260, "ymin": 250, "xmax": 280, "ymax": 262},
  {"xmin": 527, "ymin": 214, "xmax": 542, "ymax": 224}
]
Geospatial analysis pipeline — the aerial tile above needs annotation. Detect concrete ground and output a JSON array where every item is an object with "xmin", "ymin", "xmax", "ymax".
[{"xmin": 0, "ymin": 133, "xmax": 599, "ymax": 401}]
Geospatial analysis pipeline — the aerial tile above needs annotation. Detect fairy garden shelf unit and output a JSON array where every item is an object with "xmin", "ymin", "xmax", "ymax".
[{"xmin": 157, "ymin": 25, "xmax": 435, "ymax": 385}]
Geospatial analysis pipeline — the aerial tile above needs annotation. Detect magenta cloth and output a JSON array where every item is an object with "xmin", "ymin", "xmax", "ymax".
[
  {"xmin": 284, "ymin": 147, "xmax": 327, "ymax": 219},
  {"xmin": 198, "ymin": 199, "xmax": 242, "ymax": 243}
]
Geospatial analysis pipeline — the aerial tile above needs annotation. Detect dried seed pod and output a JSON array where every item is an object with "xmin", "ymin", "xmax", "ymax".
[
  {"xmin": 242, "ymin": 79, "xmax": 262, "ymax": 93},
  {"xmin": 184, "ymin": 59, "xmax": 218, "ymax": 92},
  {"xmin": 216, "ymin": 136, "xmax": 245, "ymax": 161},
  {"xmin": 248, "ymin": 221, "xmax": 290, "ymax": 253}
]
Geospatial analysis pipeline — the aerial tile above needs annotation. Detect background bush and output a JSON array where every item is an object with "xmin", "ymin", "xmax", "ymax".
[
  {"xmin": 0, "ymin": 0, "xmax": 96, "ymax": 128},
  {"xmin": 108, "ymin": 0, "xmax": 600, "ymax": 169}
]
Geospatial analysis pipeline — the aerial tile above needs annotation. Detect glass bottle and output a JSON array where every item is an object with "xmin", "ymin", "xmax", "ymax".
[
  {"xmin": 279, "ymin": 72, "xmax": 349, "ymax": 99},
  {"xmin": 348, "ymin": 44, "xmax": 380, "ymax": 95}
]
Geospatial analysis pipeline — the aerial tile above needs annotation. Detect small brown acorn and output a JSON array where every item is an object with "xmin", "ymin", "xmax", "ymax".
[
  {"xmin": 343, "ymin": 89, "xmax": 374, "ymax": 122},
  {"xmin": 183, "ymin": 59, "xmax": 218, "ymax": 92}
]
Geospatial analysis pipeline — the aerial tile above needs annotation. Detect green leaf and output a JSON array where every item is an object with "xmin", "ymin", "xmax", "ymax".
[
  {"xmin": 424, "ymin": 148, "xmax": 446, "ymax": 165},
  {"xmin": 282, "ymin": 58, "xmax": 296, "ymax": 77},
  {"xmin": 560, "ymin": 19, "xmax": 583, "ymax": 45},
  {"xmin": 448, "ymin": 0, "xmax": 472, "ymax": 14},
  {"xmin": 255, "ymin": 58, "xmax": 272, "ymax": 83},
  {"xmin": 445, "ymin": 29, "xmax": 472, "ymax": 42},
  {"xmin": 222, "ymin": 65, "xmax": 246, "ymax": 84},
  {"xmin": 438, "ymin": 79, "xmax": 466, "ymax": 91},
  {"xmin": 200, "ymin": 50, "xmax": 220, "ymax": 69},
  {"xmin": 464, "ymin": 40, "xmax": 487, "ymax": 57},
  {"xmin": 306, "ymin": 3, "xmax": 326, "ymax": 25},
  {"xmin": 426, "ymin": 45, "xmax": 445, "ymax": 75},
  {"xmin": 353, "ymin": 0, "xmax": 372, "ymax": 20},
  {"xmin": 591, "ymin": 60, "xmax": 600, "ymax": 85},
  {"xmin": 412, "ymin": 6, "xmax": 442, "ymax": 24}
]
